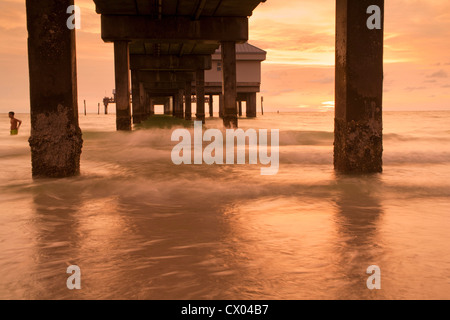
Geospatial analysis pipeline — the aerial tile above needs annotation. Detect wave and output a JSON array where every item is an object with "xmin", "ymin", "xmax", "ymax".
[
  {"xmin": 384, "ymin": 151, "xmax": 450, "ymax": 165},
  {"xmin": 384, "ymin": 133, "xmax": 450, "ymax": 142},
  {"xmin": 278, "ymin": 130, "xmax": 334, "ymax": 146}
]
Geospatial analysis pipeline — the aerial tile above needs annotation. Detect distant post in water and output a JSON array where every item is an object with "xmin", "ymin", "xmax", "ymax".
[
  {"xmin": 103, "ymin": 97, "xmax": 109, "ymax": 114},
  {"xmin": 26, "ymin": 0, "xmax": 83, "ymax": 178},
  {"xmin": 334, "ymin": 0, "xmax": 384, "ymax": 173},
  {"xmin": 261, "ymin": 96, "xmax": 264, "ymax": 115}
]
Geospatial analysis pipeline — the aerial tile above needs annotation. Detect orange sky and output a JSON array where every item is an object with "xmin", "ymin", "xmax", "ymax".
[{"xmin": 0, "ymin": 0, "xmax": 449, "ymax": 113}]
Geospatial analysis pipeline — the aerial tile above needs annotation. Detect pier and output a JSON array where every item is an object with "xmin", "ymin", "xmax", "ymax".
[{"xmin": 25, "ymin": 0, "xmax": 384, "ymax": 177}]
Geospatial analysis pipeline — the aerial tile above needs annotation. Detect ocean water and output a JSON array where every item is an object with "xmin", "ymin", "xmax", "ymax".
[{"xmin": 0, "ymin": 111, "xmax": 449, "ymax": 300}]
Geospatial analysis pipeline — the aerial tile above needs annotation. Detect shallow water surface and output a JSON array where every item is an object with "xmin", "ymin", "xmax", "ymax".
[{"xmin": 0, "ymin": 112, "xmax": 449, "ymax": 299}]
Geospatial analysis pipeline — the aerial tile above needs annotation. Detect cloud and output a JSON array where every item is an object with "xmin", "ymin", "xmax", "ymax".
[
  {"xmin": 0, "ymin": 1, "xmax": 26, "ymax": 30},
  {"xmin": 404, "ymin": 87, "xmax": 426, "ymax": 92},
  {"xmin": 265, "ymin": 88, "xmax": 295, "ymax": 96},
  {"xmin": 427, "ymin": 70, "xmax": 448, "ymax": 78},
  {"xmin": 310, "ymin": 77, "xmax": 334, "ymax": 84},
  {"xmin": 249, "ymin": 0, "xmax": 335, "ymax": 66}
]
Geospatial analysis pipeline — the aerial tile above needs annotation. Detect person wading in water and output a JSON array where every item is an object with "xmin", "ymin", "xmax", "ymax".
[{"xmin": 8, "ymin": 112, "xmax": 22, "ymax": 135}]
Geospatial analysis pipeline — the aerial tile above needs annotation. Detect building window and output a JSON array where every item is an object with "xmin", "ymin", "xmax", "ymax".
[{"xmin": 217, "ymin": 62, "xmax": 222, "ymax": 72}]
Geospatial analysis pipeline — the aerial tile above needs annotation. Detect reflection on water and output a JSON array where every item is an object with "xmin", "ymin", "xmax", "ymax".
[
  {"xmin": 332, "ymin": 174, "xmax": 384, "ymax": 299},
  {"xmin": 0, "ymin": 112, "xmax": 449, "ymax": 299},
  {"xmin": 31, "ymin": 184, "xmax": 84, "ymax": 299}
]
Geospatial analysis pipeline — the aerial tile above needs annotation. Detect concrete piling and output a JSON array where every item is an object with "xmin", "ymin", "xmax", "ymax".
[
  {"xmin": 164, "ymin": 98, "xmax": 172, "ymax": 115},
  {"xmin": 246, "ymin": 92, "xmax": 257, "ymax": 118},
  {"xmin": 185, "ymin": 81, "xmax": 192, "ymax": 120},
  {"xmin": 221, "ymin": 41, "xmax": 238, "ymax": 128},
  {"xmin": 219, "ymin": 94, "xmax": 224, "ymax": 118},
  {"xmin": 173, "ymin": 90, "xmax": 184, "ymax": 118},
  {"xmin": 131, "ymin": 70, "xmax": 143, "ymax": 124},
  {"xmin": 209, "ymin": 95, "xmax": 214, "ymax": 117},
  {"xmin": 114, "ymin": 41, "xmax": 132, "ymax": 130},
  {"xmin": 26, "ymin": 0, "xmax": 83, "ymax": 178},
  {"xmin": 196, "ymin": 70, "xmax": 206, "ymax": 123},
  {"xmin": 139, "ymin": 82, "xmax": 147, "ymax": 120},
  {"xmin": 334, "ymin": 0, "xmax": 384, "ymax": 173}
]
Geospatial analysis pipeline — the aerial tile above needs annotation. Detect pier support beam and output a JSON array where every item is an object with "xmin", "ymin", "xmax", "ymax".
[
  {"xmin": 26, "ymin": 0, "xmax": 83, "ymax": 178},
  {"xmin": 185, "ymin": 81, "xmax": 192, "ymax": 120},
  {"xmin": 164, "ymin": 98, "xmax": 172, "ymax": 115},
  {"xmin": 131, "ymin": 70, "xmax": 144, "ymax": 124},
  {"xmin": 145, "ymin": 92, "xmax": 151, "ymax": 116},
  {"xmin": 179, "ymin": 89, "xmax": 185, "ymax": 119},
  {"xmin": 139, "ymin": 82, "xmax": 147, "ymax": 120},
  {"xmin": 209, "ymin": 95, "xmax": 214, "ymax": 117},
  {"xmin": 221, "ymin": 41, "xmax": 238, "ymax": 128},
  {"xmin": 196, "ymin": 70, "xmax": 206, "ymax": 123},
  {"xmin": 130, "ymin": 55, "xmax": 211, "ymax": 72},
  {"xmin": 150, "ymin": 100, "xmax": 155, "ymax": 115},
  {"xmin": 173, "ymin": 90, "xmax": 184, "ymax": 118},
  {"xmin": 114, "ymin": 41, "xmax": 132, "ymax": 130},
  {"xmin": 101, "ymin": 16, "xmax": 248, "ymax": 43},
  {"xmin": 334, "ymin": 0, "xmax": 384, "ymax": 173},
  {"xmin": 246, "ymin": 92, "xmax": 257, "ymax": 118},
  {"xmin": 219, "ymin": 93, "xmax": 224, "ymax": 118}
]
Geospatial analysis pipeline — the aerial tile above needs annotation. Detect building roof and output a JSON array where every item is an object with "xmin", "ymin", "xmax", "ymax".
[
  {"xmin": 212, "ymin": 42, "xmax": 267, "ymax": 61},
  {"xmin": 214, "ymin": 42, "xmax": 267, "ymax": 55}
]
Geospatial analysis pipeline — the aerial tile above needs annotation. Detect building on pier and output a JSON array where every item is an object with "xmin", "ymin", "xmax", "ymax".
[{"xmin": 204, "ymin": 42, "xmax": 266, "ymax": 118}]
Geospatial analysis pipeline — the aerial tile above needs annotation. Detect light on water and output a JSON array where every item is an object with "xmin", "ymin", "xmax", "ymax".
[{"xmin": 0, "ymin": 112, "xmax": 449, "ymax": 299}]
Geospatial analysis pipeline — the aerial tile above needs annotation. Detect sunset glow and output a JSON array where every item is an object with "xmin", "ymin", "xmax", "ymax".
[{"xmin": 0, "ymin": 0, "xmax": 449, "ymax": 112}]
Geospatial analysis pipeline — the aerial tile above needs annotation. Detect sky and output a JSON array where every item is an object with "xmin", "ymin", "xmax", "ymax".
[{"xmin": 0, "ymin": 0, "xmax": 449, "ymax": 113}]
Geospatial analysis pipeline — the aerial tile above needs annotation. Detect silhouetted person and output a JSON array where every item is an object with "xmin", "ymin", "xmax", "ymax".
[{"xmin": 8, "ymin": 112, "xmax": 22, "ymax": 135}]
